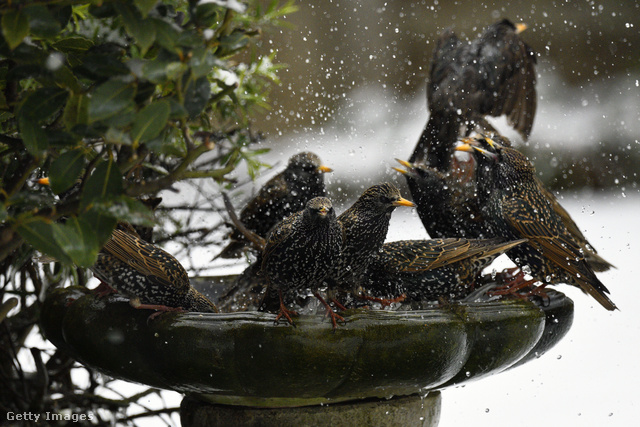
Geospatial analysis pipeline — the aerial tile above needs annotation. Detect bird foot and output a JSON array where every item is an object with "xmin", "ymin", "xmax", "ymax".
[
  {"xmin": 273, "ymin": 289, "xmax": 298, "ymax": 326},
  {"xmin": 489, "ymin": 268, "xmax": 535, "ymax": 296},
  {"xmin": 330, "ymin": 297, "xmax": 348, "ymax": 312},
  {"xmin": 358, "ymin": 293, "xmax": 406, "ymax": 307},
  {"xmin": 314, "ymin": 292, "xmax": 346, "ymax": 329},
  {"xmin": 128, "ymin": 298, "xmax": 186, "ymax": 321},
  {"xmin": 274, "ymin": 304, "xmax": 299, "ymax": 326},
  {"xmin": 93, "ymin": 281, "xmax": 117, "ymax": 298}
]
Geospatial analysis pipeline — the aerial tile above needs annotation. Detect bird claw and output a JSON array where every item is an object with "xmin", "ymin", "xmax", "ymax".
[
  {"xmin": 93, "ymin": 281, "xmax": 117, "ymax": 298},
  {"xmin": 358, "ymin": 292, "xmax": 406, "ymax": 307},
  {"xmin": 274, "ymin": 305, "xmax": 298, "ymax": 326}
]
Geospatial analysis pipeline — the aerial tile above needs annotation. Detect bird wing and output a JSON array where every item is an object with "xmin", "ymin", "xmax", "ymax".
[
  {"xmin": 261, "ymin": 212, "xmax": 301, "ymax": 269},
  {"xmin": 427, "ymin": 28, "xmax": 462, "ymax": 108},
  {"xmin": 535, "ymin": 179, "xmax": 612, "ymax": 272},
  {"xmin": 102, "ymin": 229, "xmax": 189, "ymax": 290},
  {"xmin": 480, "ymin": 33, "xmax": 537, "ymax": 139},
  {"xmin": 383, "ymin": 239, "xmax": 470, "ymax": 272},
  {"xmin": 502, "ymin": 197, "xmax": 611, "ymax": 295}
]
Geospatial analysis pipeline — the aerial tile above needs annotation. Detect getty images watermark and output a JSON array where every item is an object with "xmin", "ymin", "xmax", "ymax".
[{"xmin": 6, "ymin": 412, "xmax": 96, "ymax": 423}]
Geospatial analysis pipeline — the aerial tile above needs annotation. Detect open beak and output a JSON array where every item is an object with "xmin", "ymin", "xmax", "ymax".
[
  {"xmin": 456, "ymin": 144, "xmax": 498, "ymax": 160},
  {"xmin": 318, "ymin": 165, "xmax": 333, "ymax": 173},
  {"xmin": 393, "ymin": 197, "xmax": 415, "ymax": 208}
]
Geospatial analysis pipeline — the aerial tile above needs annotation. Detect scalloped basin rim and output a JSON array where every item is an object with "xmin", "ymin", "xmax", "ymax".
[{"xmin": 40, "ymin": 287, "xmax": 573, "ymax": 407}]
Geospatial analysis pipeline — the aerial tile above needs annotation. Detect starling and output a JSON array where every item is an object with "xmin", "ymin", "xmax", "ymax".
[
  {"xmin": 218, "ymin": 152, "xmax": 332, "ymax": 258},
  {"xmin": 363, "ymin": 238, "xmax": 527, "ymax": 302},
  {"xmin": 457, "ymin": 140, "xmax": 617, "ymax": 310},
  {"xmin": 92, "ymin": 228, "xmax": 218, "ymax": 315},
  {"xmin": 260, "ymin": 197, "xmax": 343, "ymax": 326},
  {"xmin": 461, "ymin": 135, "xmax": 614, "ymax": 272},
  {"xmin": 411, "ymin": 19, "xmax": 536, "ymax": 168},
  {"xmin": 395, "ymin": 159, "xmax": 486, "ymax": 239},
  {"xmin": 326, "ymin": 183, "xmax": 415, "ymax": 302}
]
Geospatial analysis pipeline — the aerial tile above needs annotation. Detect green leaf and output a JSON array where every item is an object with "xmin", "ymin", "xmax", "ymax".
[
  {"xmin": 104, "ymin": 127, "xmax": 132, "ymax": 145},
  {"xmin": 82, "ymin": 208, "xmax": 117, "ymax": 247},
  {"xmin": 25, "ymin": 5, "xmax": 61, "ymax": 39},
  {"xmin": 53, "ymin": 65, "xmax": 81, "ymax": 92},
  {"xmin": 90, "ymin": 195, "xmax": 156, "ymax": 227},
  {"xmin": 63, "ymin": 94, "xmax": 89, "ymax": 129},
  {"xmin": 219, "ymin": 32, "xmax": 250, "ymax": 54},
  {"xmin": 52, "ymin": 217, "xmax": 100, "ymax": 267},
  {"xmin": 19, "ymin": 117, "xmax": 49, "ymax": 157},
  {"xmin": 81, "ymin": 159, "xmax": 123, "ymax": 210},
  {"xmin": 183, "ymin": 75, "xmax": 211, "ymax": 117},
  {"xmin": 131, "ymin": 100, "xmax": 170, "ymax": 147},
  {"xmin": 134, "ymin": 0, "xmax": 158, "ymax": 16},
  {"xmin": 20, "ymin": 87, "xmax": 69, "ymax": 122},
  {"xmin": 194, "ymin": 3, "xmax": 220, "ymax": 27},
  {"xmin": 49, "ymin": 149, "xmax": 86, "ymax": 195},
  {"xmin": 2, "ymin": 9, "xmax": 29, "ymax": 50},
  {"xmin": 117, "ymin": 4, "xmax": 156, "ymax": 55},
  {"xmin": 0, "ymin": 202, "xmax": 7, "ymax": 223},
  {"xmin": 153, "ymin": 19, "xmax": 180, "ymax": 52},
  {"xmin": 88, "ymin": 80, "xmax": 136, "ymax": 123},
  {"xmin": 190, "ymin": 47, "xmax": 223, "ymax": 78},
  {"xmin": 51, "ymin": 36, "xmax": 94, "ymax": 53},
  {"xmin": 18, "ymin": 219, "xmax": 73, "ymax": 265}
]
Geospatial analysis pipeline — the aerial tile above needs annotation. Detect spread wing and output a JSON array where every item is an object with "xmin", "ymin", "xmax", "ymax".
[{"xmin": 482, "ymin": 33, "xmax": 537, "ymax": 138}]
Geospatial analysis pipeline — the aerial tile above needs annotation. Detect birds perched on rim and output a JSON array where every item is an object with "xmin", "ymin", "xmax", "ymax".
[
  {"xmin": 411, "ymin": 18, "xmax": 537, "ymax": 168},
  {"xmin": 456, "ymin": 138, "xmax": 616, "ymax": 310},
  {"xmin": 362, "ymin": 238, "xmax": 527, "ymax": 303},
  {"xmin": 460, "ymin": 135, "xmax": 614, "ymax": 272},
  {"xmin": 92, "ymin": 228, "xmax": 218, "ymax": 317},
  {"xmin": 325, "ymin": 183, "xmax": 415, "ymax": 305},
  {"xmin": 260, "ymin": 197, "xmax": 343, "ymax": 326},
  {"xmin": 218, "ymin": 152, "xmax": 332, "ymax": 259}
]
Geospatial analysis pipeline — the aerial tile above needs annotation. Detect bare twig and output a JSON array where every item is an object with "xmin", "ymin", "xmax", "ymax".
[{"xmin": 221, "ymin": 191, "xmax": 266, "ymax": 251}]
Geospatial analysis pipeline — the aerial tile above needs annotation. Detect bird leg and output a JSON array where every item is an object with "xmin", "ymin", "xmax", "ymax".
[
  {"xmin": 274, "ymin": 289, "xmax": 298, "ymax": 326},
  {"xmin": 358, "ymin": 292, "xmax": 406, "ymax": 307},
  {"xmin": 128, "ymin": 297, "xmax": 185, "ymax": 321},
  {"xmin": 488, "ymin": 267, "xmax": 539, "ymax": 297},
  {"xmin": 330, "ymin": 297, "xmax": 348, "ymax": 311},
  {"xmin": 314, "ymin": 292, "xmax": 345, "ymax": 329},
  {"xmin": 93, "ymin": 281, "xmax": 117, "ymax": 298}
]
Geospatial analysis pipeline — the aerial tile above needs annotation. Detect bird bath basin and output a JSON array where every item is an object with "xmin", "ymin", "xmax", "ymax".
[{"xmin": 41, "ymin": 280, "xmax": 573, "ymax": 424}]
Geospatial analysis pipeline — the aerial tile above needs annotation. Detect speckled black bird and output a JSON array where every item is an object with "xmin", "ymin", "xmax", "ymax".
[
  {"xmin": 260, "ymin": 197, "xmax": 343, "ymax": 326},
  {"xmin": 411, "ymin": 19, "xmax": 536, "ymax": 169},
  {"xmin": 457, "ymin": 140, "xmax": 616, "ymax": 310},
  {"xmin": 218, "ymin": 152, "xmax": 332, "ymax": 258},
  {"xmin": 326, "ymin": 183, "xmax": 415, "ymax": 301},
  {"xmin": 395, "ymin": 159, "xmax": 486, "ymax": 239},
  {"xmin": 92, "ymin": 228, "xmax": 218, "ymax": 315},
  {"xmin": 362, "ymin": 238, "xmax": 527, "ymax": 302},
  {"xmin": 461, "ymin": 135, "xmax": 614, "ymax": 272}
]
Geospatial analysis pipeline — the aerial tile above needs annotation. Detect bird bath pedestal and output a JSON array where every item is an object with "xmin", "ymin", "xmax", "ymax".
[{"xmin": 41, "ymin": 284, "xmax": 573, "ymax": 426}]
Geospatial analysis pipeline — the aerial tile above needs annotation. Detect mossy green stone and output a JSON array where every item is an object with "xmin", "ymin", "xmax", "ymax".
[{"xmin": 40, "ymin": 284, "xmax": 573, "ymax": 408}]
